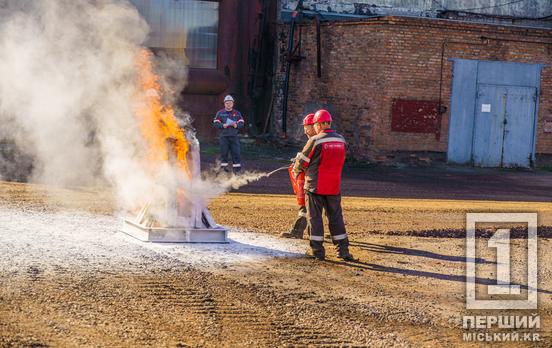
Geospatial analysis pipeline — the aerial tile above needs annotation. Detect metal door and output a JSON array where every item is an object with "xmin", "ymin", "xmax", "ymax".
[
  {"xmin": 472, "ymin": 85, "xmax": 507, "ymax": 167},
  {"xmin": 502, "ymin": 87, "xmax": 537, "ymax": 168},
  {"xmin": 447, "ymin": 59, "xmax": 542, "ymax": 167},
  {"xmin": 472, "ymin": 85, "xmax": 537, "ymax": 167}
]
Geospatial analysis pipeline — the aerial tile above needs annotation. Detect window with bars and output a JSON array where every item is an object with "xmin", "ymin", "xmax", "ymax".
[{"xmin": 131, "ymin": 0, "xmax": 219, "ymax": 69}]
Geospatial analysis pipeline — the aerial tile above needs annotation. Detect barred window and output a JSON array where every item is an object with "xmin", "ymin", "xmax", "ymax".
[{"xmin": 131, "ymin": 0, "xmax": 219, "ymax": 69}]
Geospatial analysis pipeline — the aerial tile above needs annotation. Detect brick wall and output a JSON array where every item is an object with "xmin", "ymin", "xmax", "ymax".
[{"xmin": 273, "ymin": 16, "xmax": 552, "ymax": 163}]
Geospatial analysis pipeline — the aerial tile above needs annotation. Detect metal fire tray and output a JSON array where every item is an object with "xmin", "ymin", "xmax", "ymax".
[{"xmin": 120, "ymin": 219, "xmax": 229, "ymax": 243}]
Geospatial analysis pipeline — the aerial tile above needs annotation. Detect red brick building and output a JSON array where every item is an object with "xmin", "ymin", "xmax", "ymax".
[{"xmin": 273, "ymin": 15, "xmax": 552, "ymax": 167}]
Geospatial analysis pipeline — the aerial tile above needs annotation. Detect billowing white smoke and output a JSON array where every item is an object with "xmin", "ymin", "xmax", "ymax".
[
  {"xmin": 0, "ymin": 0, "xmax": 271, "ymax": 223},
  {"xmin": 216, "ymin": 171, "xmax": 270, "ymax": 190},
  {"xmin": 0, "ymin": 0, "xmax": 164, "ymax": 212}
]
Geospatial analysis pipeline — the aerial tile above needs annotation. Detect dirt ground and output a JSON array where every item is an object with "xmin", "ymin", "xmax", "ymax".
[{"xmin": 1, "ymin": 164, "xmax": 552, "ymax": 347}]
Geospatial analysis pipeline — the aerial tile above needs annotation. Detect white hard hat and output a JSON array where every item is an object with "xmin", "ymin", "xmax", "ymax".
[{"xmin": 224, "ymin": 95, "xmax": 234, "ymax": 102}]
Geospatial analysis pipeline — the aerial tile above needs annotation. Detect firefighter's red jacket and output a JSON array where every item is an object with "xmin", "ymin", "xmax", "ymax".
[{"xmin": 292, "ymin": 129, "xmax": 346, "ymax": 195}]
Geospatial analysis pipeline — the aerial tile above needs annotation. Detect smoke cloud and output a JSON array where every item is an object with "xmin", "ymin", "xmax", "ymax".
[
  {"xmin": 0, "ymin": 0, "xmax": 181, "ymax": 214},
  {"xmin": 0, "ymin": 0, "xmax": 272, "ymax": 224},
  {"xmin": 216, "ymin": 171, "xmax": 270, "ymax": 190}
]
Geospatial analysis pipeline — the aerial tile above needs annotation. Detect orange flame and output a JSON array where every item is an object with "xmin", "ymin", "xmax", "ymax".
[{"xmin": 134, "ymin": 49, "xmax": 190, "ymax": 177}]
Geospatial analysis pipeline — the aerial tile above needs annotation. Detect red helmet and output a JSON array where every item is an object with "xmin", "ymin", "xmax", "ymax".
[
  {"xmin": 313, "ymin": 109, "xmax": 332, "ymax": 123},
  {"xmin": 302, "ymin": 113, "xmax": 315, "ymax": 126}
]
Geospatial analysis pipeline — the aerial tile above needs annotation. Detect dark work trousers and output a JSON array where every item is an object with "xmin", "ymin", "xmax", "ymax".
[
  {"xmin": 306, "ymin": 192, "xmax": 348, "ymax": 251},
  {"xmin": 219, "ymin": 136, "xmax": 241, "ymax": 170},
  {"xmin": 290, "ymin": 205, "xmax": 308, "ymax": 237}
]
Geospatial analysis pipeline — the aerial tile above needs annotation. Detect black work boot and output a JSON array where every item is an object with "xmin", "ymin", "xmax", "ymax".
[
  {"xmin": 307, "ymin": 240, "xmax": 325, "ymax": 260},
  {"xmin": 335, "ymin": 238, "xmax": 355, "ymax": 261}
]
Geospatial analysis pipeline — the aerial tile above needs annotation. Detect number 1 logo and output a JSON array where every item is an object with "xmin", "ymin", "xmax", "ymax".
[{"xmin": 465, "ymin": 213, "xmax": 538, "ymax": 310}]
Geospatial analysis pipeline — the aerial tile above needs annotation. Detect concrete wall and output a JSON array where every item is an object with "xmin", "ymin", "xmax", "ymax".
[{"xmin": 272, "ymin": 16, "xmax": 552, "ymax": 164}]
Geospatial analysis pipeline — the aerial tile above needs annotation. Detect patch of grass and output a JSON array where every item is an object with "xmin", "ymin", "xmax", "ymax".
[
  {"xmin": 537, "ymin": 164, "xmax": 552, "ymax": 172},
  {"xmin": 345, "ymin": 157, "xmax": 375, "ymax": 169},
  {"xmin": 200, "ymin": 145, "xmax": 220, "ymax": 155}
]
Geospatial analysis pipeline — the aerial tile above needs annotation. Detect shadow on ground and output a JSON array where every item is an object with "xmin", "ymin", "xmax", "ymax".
[
  {"xmin": 325, "ymin": 258, "xmax": 552, "ymax": 295},
  {"xmin": 350, "ymin": 242, "xmax": 495, "ymax": 264},
  {"xmin": 379, "ymin": 226, "xmax": 552, "ymax": 238}
]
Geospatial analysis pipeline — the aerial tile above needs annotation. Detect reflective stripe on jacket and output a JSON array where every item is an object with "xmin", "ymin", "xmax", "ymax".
[{"xmin": 213, "ymin": 109, "xmax": 244, "ymax": 136}]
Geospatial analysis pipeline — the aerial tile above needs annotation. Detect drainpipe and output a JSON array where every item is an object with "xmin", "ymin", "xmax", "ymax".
[
  {"xmin": 281, "ymin": 10, "xmax": 298, "ymax": 135},
  {"xmin": 315, "ymin": 15, "xmax": 321, "ymax": 78}
]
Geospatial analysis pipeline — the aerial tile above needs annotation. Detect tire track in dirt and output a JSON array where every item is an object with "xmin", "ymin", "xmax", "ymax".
[
  {"xmin": 138, "ymin": 273, "xmax": 357, "ymax": 346},
  {"xmin": 3, "ymin": 270, "xmax": 361, "ymax": 346}
]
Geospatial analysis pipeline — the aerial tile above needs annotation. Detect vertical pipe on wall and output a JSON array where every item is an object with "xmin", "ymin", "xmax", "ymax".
[
  {"xmin": 315, "ymin": 15, "xmax": 321, "ymax": 78},
  {"xmin": 281, "ymin": 10, "xmax": 297, "ymax": 135},
  {"xmin": 436, "ymin": 39, "xmax": 447, "ymax": 141}
]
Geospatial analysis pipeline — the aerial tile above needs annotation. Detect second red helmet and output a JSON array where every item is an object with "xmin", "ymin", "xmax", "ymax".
[
  {"xmin": 303, "ymin": 113, "xmax": 315, "ymax": 126},
  {"xmin": 313, "ymin": 109, "xmax": 332, "ymax": 123}
]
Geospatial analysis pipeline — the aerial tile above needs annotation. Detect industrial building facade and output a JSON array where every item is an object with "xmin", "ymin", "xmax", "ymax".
[
  {"xmin": 272, "ymin": 1, "xmax": 552, "ymax": 167},
  {"xmin": 125, "ymin": 0, "xmax": 552, "ymax": 168},
  {"xmin": 132, "ymin": 0, "xmax": 276, "ymax": 140}
]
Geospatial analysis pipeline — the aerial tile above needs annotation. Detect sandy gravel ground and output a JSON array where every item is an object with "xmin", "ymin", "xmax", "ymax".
[{"xmin": 0, "ymin": 181, "xmax": 551, "ymax": 347}]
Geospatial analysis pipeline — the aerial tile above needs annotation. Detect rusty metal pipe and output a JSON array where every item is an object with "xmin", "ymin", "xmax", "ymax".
[
  {"xmin": 315, "ymin": 15, "xmax": 321, "ymax": 78},
  {"xmin": 281, "ymin": 11, "xmax": 298, "ymax": 135}
]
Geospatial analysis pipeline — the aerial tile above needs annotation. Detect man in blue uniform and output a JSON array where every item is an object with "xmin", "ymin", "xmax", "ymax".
[{"xmin": 213, "ymin": 95, "xmax": 245, "ymax": 173}]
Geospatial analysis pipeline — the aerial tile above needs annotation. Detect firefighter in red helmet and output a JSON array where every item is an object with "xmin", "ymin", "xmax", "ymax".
[
  {"xmin": 292, "ymin": 109, "xmax": 355, "ymax": 261},
  {"xmin": 280, "ymin": 113, "xmax": 317, "ymax": 239}
]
